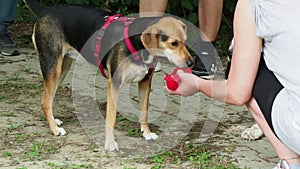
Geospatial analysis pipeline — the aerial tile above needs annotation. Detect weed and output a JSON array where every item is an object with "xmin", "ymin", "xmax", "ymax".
[
  {"xmin": 14, "ymin": 133, "xmax": 25, "ymax": 143},
  {"xmin": 16, "ymin": 167, "xmax": 27, "ymax": 169},
  {"xmin": 9, "ymin": 124, "xmax": 21, "ymax": 131},
  {"xmin": 3, "ymin": 151, "xmax": 12, "ymax": 157},
  {"xmin": 123, "ymin": 167, "xmax": 136, "ymax": 169},
  {"xmin": 127, "ymin": 128, "xmax": 142, "ymax": 137},
  {"xmin": 28, "ymin": 143, "xmax": 40, "ymax": 160},
  {"xmin": 46, "ymin": 162, "xmax": 92, "ymax": 169},
  {"xmin": 146, "ymin": 143, "xmax": 241, "ymax": 169},
  {"xmin": 4, "ymin": 112, "xmax": 17, "ymax": 117}
]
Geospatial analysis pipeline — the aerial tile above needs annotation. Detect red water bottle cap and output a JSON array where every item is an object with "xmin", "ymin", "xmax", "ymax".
[
  {"xmin": 164, "ymin": 73, "xmax": 180, "ymax": 90},
  {"xmin": 164, "ymin": 68, "xmax": 192, "ymax": 90}
]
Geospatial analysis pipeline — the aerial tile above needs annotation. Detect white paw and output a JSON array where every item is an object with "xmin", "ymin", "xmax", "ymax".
[
  {"xmin": 105, "ymin": 141, "xmax": 119, "ymax": 151},
  {"xmin": 241, "ymin": 123, "xmax": 263, "ymax": 140},
  {"xmin": 143, "ymin": 132, "xmax": 158, "ymax": 141},
  {"xmin": 55, "ymin": 119, "xmax": 63, "ymax": 126},
  {"xmin": 56, "ymin": 127, "xmax": 67, "ymax": 136}
]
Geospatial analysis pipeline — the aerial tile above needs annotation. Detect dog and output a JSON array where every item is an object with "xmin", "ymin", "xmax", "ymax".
[{"xmin": 24, "ymin": 0, "xmax": 194, "ymax": 151}]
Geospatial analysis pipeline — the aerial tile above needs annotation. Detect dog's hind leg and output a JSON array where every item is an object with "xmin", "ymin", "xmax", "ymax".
[
  {"xmin": 58, "ymin": 56, "xmax": 73, "ymax": 86},
  {"xmin": 138, "ymin": 78, "xmax": 158, "ymax": 141},
  {"xmin": 41, "ymin": 54, "xmax": 67, "ymax": 136},
  {"xmin": 57, "ymin": 47, "xmax": 82, "ymax": 86},
  {"xmin": 105, "ymin": 77, "xmax": 120, "ymax": 151},
  {"xmin": 39, "ymin": 43, "xmax": 77, "ymax": 136}
]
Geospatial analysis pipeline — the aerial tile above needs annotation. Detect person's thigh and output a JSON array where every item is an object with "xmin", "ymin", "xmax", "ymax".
[{"xmin": 252, "ymin": 57, "xmax": 283, "ymax": 133}]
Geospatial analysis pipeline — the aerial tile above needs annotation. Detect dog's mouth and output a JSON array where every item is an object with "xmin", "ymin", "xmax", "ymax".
[{"xmin": 161, "ymin": 49, "xmax": 192, "ymax": 68}]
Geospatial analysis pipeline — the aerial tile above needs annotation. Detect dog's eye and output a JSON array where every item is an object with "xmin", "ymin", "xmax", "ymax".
[
  {"xmin": 161, "ymin": 34, "xmax": 169, "ymax": 42},
  {"xmin": 171, "ymin": 41, "xmax": 178, "ymax": 47}
]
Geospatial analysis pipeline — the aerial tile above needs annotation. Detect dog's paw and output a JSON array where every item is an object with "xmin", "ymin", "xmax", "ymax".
[
  {"xmin": 105, "ymin": 141, "xmax": 119, "ymax": 151},
  {"xmin": 55, "ymin": 119, "xmax": 63, "ymax": 126},
  {"xmin": 241, "ymin": 123, "xmax": 263, "ymax": 141},
  {"xmin": 143, "ymin": 132, "xmax": 158, "ymax": 141},
  {"xmin": 55, "ymin": 127, "xmax": 67, "ymax": 136}
]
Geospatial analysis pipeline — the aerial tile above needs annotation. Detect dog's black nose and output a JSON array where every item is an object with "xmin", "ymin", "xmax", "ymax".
[{"xmin": 187, "ymin": 60, "xmax": 194, "ymax": 67}]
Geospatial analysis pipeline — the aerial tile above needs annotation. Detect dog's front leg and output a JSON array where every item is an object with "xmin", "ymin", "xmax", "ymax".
[
  {"xmin": 105, "ymin": 78, "xmax": 119, "ymax": 151},
  {"xmin": 138, "ymin": 78, "xmax": 158, "ymax": 141}
]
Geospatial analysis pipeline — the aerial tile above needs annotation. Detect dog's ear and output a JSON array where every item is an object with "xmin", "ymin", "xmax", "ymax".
[
  {"xmin": 141, "ymin": 25, "xmax": 160, "ymax": 56},
  {"xmin": 178, "ymin": 20, "xmax": 187, "ymax": 34}
]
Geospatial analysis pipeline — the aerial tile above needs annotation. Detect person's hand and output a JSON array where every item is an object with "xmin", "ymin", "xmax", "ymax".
[{"xmin": 165, "ymin": 70, "xmax": 200, "ymax": 97}]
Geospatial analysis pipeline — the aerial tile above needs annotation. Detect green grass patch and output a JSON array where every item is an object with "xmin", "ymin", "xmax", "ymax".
[{"xmin": 144, "ymin": 143, "xmax": 241, "ymax": 169}]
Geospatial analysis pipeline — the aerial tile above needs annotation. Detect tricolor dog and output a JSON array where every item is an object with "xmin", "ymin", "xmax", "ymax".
[{"xmin": 24, "ymin": 0, "xmax": 194, "ymax": 151}]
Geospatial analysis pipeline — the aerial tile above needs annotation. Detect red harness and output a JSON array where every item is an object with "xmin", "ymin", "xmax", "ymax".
[{"xmin": 93, "ymin": 14, "xmax": 154, "ymax": 80}]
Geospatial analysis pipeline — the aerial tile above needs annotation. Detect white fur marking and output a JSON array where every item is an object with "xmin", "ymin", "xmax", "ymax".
[
  {"xmin": 105, "ymin": 141, "xmax": 119, "ymax": 151},
  {"xmin": 56, "ymin": 127, "xmax": 67, "ymax": 136},
  {"xmin": 143, "ymin": 132, "xmax": 158, "ymax": 141},
  {"xmin": 55, "ymin": 119, "xmax": 63, "ymax": 126}
]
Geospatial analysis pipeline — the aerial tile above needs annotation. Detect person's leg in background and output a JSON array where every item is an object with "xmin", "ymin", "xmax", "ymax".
[
  {"xmin": 139, "ymin": 0, "xmax": 168, "ymax": 71},
  {"xmin": 191, "ymin": 0, "xmax": 223, "ymax": 78},
  {"xmin": 198, "ymin": 0, "xmax": 223, "ymax": 42},
  {"xmin": 139, "ymin": 0, "xmax": 168, "ymax": 17},
  {"xmin": 0, "ymin": 0, "xmax": 20, "ymax": 56}
]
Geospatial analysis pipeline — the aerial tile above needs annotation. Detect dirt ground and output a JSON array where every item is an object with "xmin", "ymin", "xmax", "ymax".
[
  {"xmin": 0, "ymin": 47, "xmax": 279, "ymax": 169},
  {"xmin": 0, "ymin": 48, "xmax": 155, "ymax": 169},
  {"xmin": 0, "ymin": 22, "xmax": 279, "ymax": 169}
]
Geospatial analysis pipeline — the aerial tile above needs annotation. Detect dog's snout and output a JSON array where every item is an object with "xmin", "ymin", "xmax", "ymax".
[{"xmin": 186, "ymin": 60, "xmax": 194, "ymax": 67}]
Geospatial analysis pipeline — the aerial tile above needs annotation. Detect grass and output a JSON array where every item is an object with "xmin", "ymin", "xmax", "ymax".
[
  {"xmin": 3, "ymin": 151, "xmax": 12, "ymax": 157},
  {"xmin": 8, "ymin": 124, "xmax": 22, "ymax": 131},
  {"xmin": 46, "ymin": 162, "xmax": 92, "ymax": 169},
  {"xmin": 28, "ymin": 143, "xmax": 40, "ymax": 160},
  {"xmin": 144, "ymin": 143, "xmax": 241, "ymax": 169},
  {"xmin": 0, "ymin": 77, "xmax": 43, "ymax": 103}
]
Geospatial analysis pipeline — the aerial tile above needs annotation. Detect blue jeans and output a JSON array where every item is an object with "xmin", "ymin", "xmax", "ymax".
[{"xmin": 0, "ymin": 0, "xmax": 17, "ymax": 35}]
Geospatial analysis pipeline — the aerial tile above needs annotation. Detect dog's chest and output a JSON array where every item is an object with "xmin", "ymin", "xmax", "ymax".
[{"xmin": 125, "ymin": 64, "xmax": 149, "ymax": 83}]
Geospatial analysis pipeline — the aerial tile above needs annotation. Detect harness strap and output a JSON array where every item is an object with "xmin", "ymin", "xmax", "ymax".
[
  {"xmin": 94, "ymin": 14, "xmax": 122, "ymax": 78},
  {"xmin": 94, "ymin": 14, "xmax": 154, "ymax": 80}
]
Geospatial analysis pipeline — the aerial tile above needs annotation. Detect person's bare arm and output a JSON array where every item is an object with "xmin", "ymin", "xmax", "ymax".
[{"xmin": 167, "ymin": 0, "xmax": 263, "ymax": 106}]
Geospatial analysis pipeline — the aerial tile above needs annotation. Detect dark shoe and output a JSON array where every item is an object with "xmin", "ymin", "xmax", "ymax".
[
  {"xmin": 225, "ymin": 38, "xmax": 234, "ymax": 79},
  {"xmin": 192, "ymin": 41, "xmax": 216, "ymax": 79},
  {"xmin": 0, "ymin": 33, "xmax": 20, "ymax": 56}
]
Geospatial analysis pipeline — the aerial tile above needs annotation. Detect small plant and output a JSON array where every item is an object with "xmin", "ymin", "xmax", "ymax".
[
  {"xmin": 3, "ymin": 151, "xmax": 12, "ymax": 157},
  {"xmin": 46, "ymin": 162, "xmax": 92, "ymax": 169},
  {"xmin": 123, "ymin": 167, "xmax": 136, "ymax": 169},
  {"xmin": 16, "ymin": 167, "xmax": 28, "ymax": 169},
  {"xmin": 146, "ymin": 143, "xmax": 241, "ymax": 169},
  {"xmin": 9, "ymin": 124, "xmax": 21, "ymax": 131},
  {"xmin": 127, "ymin": 127, "xmax": 142, "ymax": 137},
  {"xmin": 28, "ymin": 143, "xmax": 40, "ymax": 160}
]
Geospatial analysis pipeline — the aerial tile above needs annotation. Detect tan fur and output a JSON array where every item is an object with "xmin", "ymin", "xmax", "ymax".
[{"xmin": 31, "ymin": 7, "xmax": 193, "ymax": 151}]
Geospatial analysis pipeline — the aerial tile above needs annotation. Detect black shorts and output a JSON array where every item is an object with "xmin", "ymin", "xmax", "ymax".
[{"xmin": 252, "ymin": 57, "xmax": 283, "ymax": 133}]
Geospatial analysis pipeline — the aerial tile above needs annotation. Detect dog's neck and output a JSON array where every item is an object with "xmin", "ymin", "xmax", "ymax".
[{"xmin": 128, "ymin": 17, "xmax": 162, "ymax": 64}]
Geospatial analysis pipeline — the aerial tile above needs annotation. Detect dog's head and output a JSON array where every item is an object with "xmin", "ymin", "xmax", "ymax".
[{"xmin": 141, "ymin": 17, "xmax": 194, "ymax": 68}]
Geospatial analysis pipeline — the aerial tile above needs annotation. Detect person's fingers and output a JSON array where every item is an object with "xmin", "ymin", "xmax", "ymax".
[{"xmin": 176, "ymin": 70, "xmax": 184, "ymax": 75}]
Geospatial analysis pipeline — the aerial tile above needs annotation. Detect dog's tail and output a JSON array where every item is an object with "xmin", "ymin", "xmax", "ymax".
[{"xmin": 23, "ymin": 0, "xmax": 48, "ymax": 17}]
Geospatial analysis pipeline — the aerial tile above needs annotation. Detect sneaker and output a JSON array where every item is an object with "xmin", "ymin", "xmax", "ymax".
[
  {"xmin": 273, "ymin": 160, "xmax": 291, "ymax": 169},
  {"xmin": 0, "ymin": 33, "xmax": 20, "ymax": 56},
  {"xmin": 192, "ymin": 41, "xmax": 216, "ymax": 79},
  {"xmin": 225, "ymin": 38, "xmax": 234, "ymax": 79}
]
